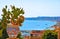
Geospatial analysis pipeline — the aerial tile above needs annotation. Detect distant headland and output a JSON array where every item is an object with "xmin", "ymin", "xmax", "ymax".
[{"xmin": 25, "ymin": 17, "xmax": 60, "ymax": 22}]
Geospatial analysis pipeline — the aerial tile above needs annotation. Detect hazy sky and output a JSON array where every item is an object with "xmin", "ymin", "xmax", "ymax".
[{"xmin": 0, "ymin": 0, "xmax": 60, "ymax": 18}]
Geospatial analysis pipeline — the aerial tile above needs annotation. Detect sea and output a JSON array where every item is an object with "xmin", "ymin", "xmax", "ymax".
[
  {"xmin": 19, "ymin": 17, "xmax": 60, "ymax": 36},
  {"xmin": 20, "ymin": 20, "xmax": 57, "ymax": 36},
  {"xmin": 20, "ymin": 20, "xmax": 57, "ymax": 30}
]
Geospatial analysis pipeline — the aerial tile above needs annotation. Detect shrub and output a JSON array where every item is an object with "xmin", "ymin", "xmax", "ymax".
[{"xmin": 42, "ymin": 30, "xmax": 58, "ymax": 39}]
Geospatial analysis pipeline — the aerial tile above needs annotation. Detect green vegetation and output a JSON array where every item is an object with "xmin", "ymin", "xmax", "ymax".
[
  {"xmin": 42, "ymin": 30, "xmax": 58, "ymax": 39},
  {"xmin": 17, "ymin": 32, "xmax": 23, "ymax": 39},
  {"xmin": 2, "ymin": 5, "xmax": 24, "ymax": 28},
  {"xmin": 0, "ymin": 5, "xmax": 25, "ymax": 39}
]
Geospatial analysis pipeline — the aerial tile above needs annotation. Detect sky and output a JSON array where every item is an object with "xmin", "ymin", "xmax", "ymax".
[{"xmin": 0, "ymin": 0, "xmax": 60, "ymax": 18}]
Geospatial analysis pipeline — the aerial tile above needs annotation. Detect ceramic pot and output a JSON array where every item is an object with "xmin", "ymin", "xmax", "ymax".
[{"xmin": 7, "ymin": 23, "xmax": 20, "ymax": 38}]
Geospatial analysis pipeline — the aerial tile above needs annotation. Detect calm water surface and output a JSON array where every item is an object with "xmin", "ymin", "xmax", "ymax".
[{"xmin": 20, "ymin": 20, "xmax": 57, "ymax": 30}]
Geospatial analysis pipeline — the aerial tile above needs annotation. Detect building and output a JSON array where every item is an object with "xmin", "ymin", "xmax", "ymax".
[
  {"xmin": 21, "ymin": 30, "xmax": 45, "ymax": 39},
  {"xmin": 30, "ymin": 30, "xmax": 45, "ymax": 39}
]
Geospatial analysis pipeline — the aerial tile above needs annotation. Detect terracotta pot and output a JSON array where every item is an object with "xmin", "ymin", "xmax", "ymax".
[{"xmin": 7, "ymin": 23, "xmax": 20, "ymax": 38}]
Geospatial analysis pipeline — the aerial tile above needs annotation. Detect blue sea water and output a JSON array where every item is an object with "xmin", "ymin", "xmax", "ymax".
[{"xmin": 20, "ymin": 20, "xmax": 57, "ymax": 30}]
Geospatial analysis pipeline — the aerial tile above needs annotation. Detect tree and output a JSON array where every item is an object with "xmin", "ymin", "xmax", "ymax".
[{"xmin": 42, "ymin": 30, "xmax": 58, "ymax": 39}]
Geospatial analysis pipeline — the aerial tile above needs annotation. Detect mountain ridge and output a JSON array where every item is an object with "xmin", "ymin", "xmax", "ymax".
[{"xmin": 25, "ymin": 17, "xmax": 60, "ymax": 22}]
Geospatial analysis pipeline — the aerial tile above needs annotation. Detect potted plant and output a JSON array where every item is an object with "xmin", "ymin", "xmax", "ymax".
[{"xmin": 2, "ymin": 5, "xmax": 25, "ymax": 39}]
